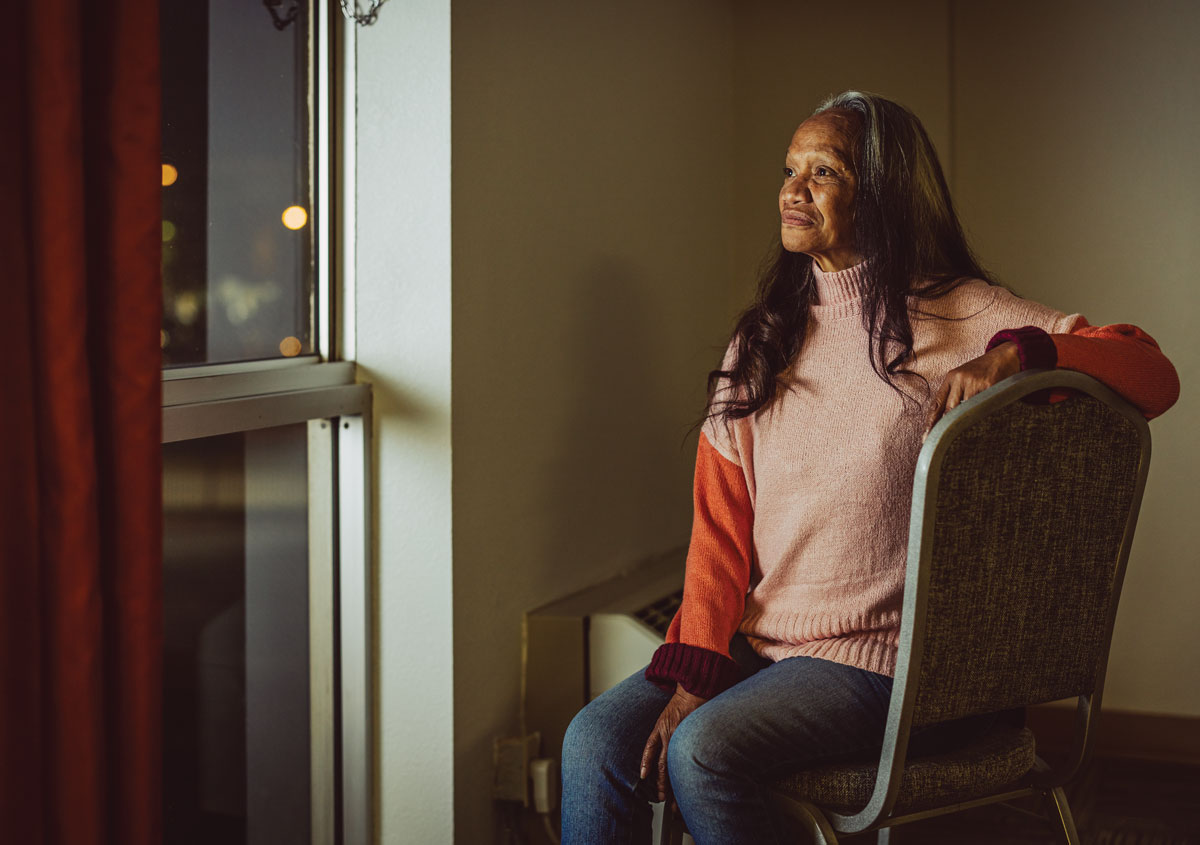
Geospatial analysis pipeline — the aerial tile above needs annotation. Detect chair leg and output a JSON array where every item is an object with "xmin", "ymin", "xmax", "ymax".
[
  {"xmin": 772, "ymin": 798, "xmax": 840, "ymax": 845},
  {"xmin": 659, "ymin": 803, "xmax": 685, "ymax": 845},
  {"xmin": 1047, "ymin": 786, "xmax": 1081, "ymax": 845}
]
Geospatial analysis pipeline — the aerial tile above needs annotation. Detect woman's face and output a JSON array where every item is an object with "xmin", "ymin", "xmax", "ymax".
[{"xmin": 779, "ymin": 112, "xmax": 860, "ymax": 272}]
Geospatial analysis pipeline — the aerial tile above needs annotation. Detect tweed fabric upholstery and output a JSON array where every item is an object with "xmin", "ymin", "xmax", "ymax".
[
  {"xmin": 910, "ymin": 393, "xmax": 1141, "ymax": 726},
  {"xmin": 773, "ymin": 726, "xmax": 1036, "ymax": 814}
]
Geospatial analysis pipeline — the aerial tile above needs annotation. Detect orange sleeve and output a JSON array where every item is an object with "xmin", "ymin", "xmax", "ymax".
[
  {"xmin": 672, "ymin": 431, "xmax": 753, "ymax": 652},
  {"xmin": 645, "ymin": 430, "xmax": 753, "ymax": 698},
  {"xmin": 1052, "ymin": 320, "xmax": 1181, "ymax": 420}
]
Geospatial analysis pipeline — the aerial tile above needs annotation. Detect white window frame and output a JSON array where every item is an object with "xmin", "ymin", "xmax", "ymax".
[{"xmin": 160, "ymin": 4, "xmax": 370, "ymax": 843}]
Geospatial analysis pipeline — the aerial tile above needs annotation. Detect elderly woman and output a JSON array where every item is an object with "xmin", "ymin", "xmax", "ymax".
[{"xmin": 559, "ymin": 91, "xmax": 1179, "ymax": 844}]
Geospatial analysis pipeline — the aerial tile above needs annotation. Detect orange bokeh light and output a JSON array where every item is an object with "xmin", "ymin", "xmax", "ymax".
[
  {"xmin": 162, "ymin": 164, "xmax": 178, "ymax": 186},
  {"xmin": 281, "ymin": 205, "xmax": 308, "ymax": 230}
]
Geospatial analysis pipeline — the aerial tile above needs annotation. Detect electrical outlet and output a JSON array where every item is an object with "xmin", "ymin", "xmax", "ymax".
[
  {"xmin": 529, "ymin": 757, "xmax": 558, "ymax": 814},
  {"xmin": 492, "ymin": 732, "xmax": 541, "ymax": 804}
]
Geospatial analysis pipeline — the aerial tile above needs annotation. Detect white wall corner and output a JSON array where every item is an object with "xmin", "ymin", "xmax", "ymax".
[{"xmin": 354, "ymin": 0, "xmax": 455, "ymax": 842}]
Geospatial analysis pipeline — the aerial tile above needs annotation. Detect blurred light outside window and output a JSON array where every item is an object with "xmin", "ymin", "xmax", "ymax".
[{"xmin": 161, "ymin": 0, "xmax": 314, "ymax": 368}]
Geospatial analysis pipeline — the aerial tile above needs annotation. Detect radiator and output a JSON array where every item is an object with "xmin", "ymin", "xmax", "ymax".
[{"xmin": 522, "ymin": 549, "xmax": 687, "ymax": 839}]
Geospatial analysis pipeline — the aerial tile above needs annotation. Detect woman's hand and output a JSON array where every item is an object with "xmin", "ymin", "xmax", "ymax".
[
  {"xmin": 924, "ymin": 341, "xmax": 1021, "ymax": 438},
  {"xmin": 639, "ymin": 685, "xmax": 708, "ymax": 802}
]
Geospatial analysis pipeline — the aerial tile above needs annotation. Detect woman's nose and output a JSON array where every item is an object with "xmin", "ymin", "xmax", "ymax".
[{"xmin": 782, "ymin": 176, "xmax": 812, "ymax": 204}]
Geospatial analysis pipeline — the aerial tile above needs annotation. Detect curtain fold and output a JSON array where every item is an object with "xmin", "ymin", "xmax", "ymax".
[{"xmin": 1, "ymin": 0, "xmax": 162, "ymax": 842}]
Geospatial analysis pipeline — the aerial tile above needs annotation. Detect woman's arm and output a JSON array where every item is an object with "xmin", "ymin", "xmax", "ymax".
[
  {"xmin": 926, "ymin": 320, "xmax": 1181, "ymax": 431},
  {"xmin": 640, "ymin": 429, "xmax": 754, "ymax": 801},
  {"xmin": 644, "ymin": 430, "xmax": 753, "ymax": 699},
  {"xmin": 985, "ymin": 320, "xmax": 1180, "ymax": 419}
]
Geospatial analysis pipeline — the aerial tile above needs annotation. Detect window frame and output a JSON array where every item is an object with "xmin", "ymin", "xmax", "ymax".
[{"xmin": 159, "ymin": 3, "xmax": 370, "ymax": 843}]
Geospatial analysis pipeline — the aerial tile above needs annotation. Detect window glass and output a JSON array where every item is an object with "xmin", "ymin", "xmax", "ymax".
[
  {"xmin": 161, "ymin": 0, "xmax": 314, "ymax": 367},
  {"xmin": 163, "ymin": 425, "xmax": 311, "ymax": 843}
]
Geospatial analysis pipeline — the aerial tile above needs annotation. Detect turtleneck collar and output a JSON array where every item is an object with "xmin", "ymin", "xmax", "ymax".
[{"xmin": 811, "ymin": 260, "xmax": 867, "ymax": 321}]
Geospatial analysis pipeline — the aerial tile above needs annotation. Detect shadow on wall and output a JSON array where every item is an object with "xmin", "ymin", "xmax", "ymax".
[
  {"xmin": 356, "ymin": 364, "xmax": 447, "ymax": 438},
  {"xmin": 535, "ymin": 256, "xmax": 696, "ymax": 596}
]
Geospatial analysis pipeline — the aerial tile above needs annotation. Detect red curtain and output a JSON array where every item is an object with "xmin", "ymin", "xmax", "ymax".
[{"xmin": 0, "ymin": 0, "xmax": 162, "ymax": 842}]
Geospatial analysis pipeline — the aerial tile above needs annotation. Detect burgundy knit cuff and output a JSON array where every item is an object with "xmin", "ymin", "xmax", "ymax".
[
  {"xmin": 645, "ymin": 643, "xmax": 742, "ymax": 700},
  {"xmin": 986, "ymin": 325, "xmax": 1057, "ymax": 370}
]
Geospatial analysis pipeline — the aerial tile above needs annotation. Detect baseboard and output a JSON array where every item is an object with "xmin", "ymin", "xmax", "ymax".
[{"xmin": 1027, "ymin": 704, "xmax": 1200, "ymax": 766}]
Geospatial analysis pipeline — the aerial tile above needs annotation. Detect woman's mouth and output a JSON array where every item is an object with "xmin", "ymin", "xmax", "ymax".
[{"xmin": 782, "ymin": 211, "xmax": 815, "ymax": 227}]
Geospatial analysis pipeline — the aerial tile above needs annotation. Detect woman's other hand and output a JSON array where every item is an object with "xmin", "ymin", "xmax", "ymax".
[
  {"xmin": 639, "ymin": 685, "xmax": 708, "ymax": 802},
  {"xmin": 924, "ymin": 341, "xmax": 1021, "ymax": 438}
]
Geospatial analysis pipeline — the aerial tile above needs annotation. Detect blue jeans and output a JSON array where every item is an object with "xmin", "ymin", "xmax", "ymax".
[{"xmin": 561, "ymin": 643, "xmax": 998, "ymax": 844}]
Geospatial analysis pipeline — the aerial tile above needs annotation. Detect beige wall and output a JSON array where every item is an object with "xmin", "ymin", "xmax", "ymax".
[
  {"xmin": 450, "ymin": 2, "xmax": 736, "ymax": 841},
  {"xmin": 952, "ymin": 0, "xmax": 1200, "ymax": 715}
]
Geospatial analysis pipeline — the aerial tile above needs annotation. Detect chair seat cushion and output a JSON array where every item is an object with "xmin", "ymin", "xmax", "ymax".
[{"xmin": 771, "ymin": 725, "xmax": 1036, "ymax": 814}]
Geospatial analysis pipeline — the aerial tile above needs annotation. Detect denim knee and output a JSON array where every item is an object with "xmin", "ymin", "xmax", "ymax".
[
  {"xmin": 666, "ymin": 710, "xmax": 726, "ymax": 795},
  {"xmin": 563, "ymin": 697, "xmax": 633, "ymax": 783},
  {"xmin": 562, "ymin": 703, "xmax": 604, "ymax": 779}
]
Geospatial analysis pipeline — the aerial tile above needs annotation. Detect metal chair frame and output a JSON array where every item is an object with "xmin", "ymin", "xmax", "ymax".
[{"xmin": 663, "ymin": 369, "xmax": 1152, "ymax": 845}]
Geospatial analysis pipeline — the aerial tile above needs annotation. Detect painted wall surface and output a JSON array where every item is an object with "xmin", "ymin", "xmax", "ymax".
[
  {"xmin": 952, "ymin": 0, "xmax": 1200, "ymax": 716},
  {"xmin": 355, "ymin": 2, "xmax": 455, "ymax": 842},
  {"xmin": 450, "ymin": 2, "xmax": 736, "ymax": 841}
]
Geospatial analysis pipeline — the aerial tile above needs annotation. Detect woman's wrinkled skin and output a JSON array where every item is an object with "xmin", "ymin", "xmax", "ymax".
[
  {"xmin": 639, "ymin": 684, "xmax": 707, "ymax": 802},
  {"xmin": 778, "ymin": 111, "xmax": 861, "ymax": 272},
  {"xmin": 925, "ymin": 341, "xmax": 1021, "ymax": 436}
]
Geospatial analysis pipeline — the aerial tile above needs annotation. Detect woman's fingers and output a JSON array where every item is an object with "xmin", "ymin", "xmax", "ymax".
[
  {"xmin": 642, "ymin": 690, "xmax": 709, "ymax": 801},
  {"xmin": 925, "ymin": 385, "xmax": 945, "ymax": 432},
  {"xmin": 657, "ymin": 731, "xmax": 670, "ymax": 800},
  {"xmin": 927, "ymin": 373, "xmax": 979, "ymax": 434},
  {"xmin": 639, "ymin": 724, "xmax": 671, "ymax": 802},
  {"xmin": 643, "ymin": 719, "xmax": 677, "ymax": 801},
  {"xmin": 929, "ymin": 345, "xmax": 1022, "ymax": 433},
  {"xmin": 944, "ymin": 380, "xmax": 965, "ymax": 413},
  {"xmin": 639, "ymin": 731, "xmax": 660, "ymax": 782},
  {"xmin": 926, "ymin": 378, "xmax": 952, "ymax": 434},
  {"xmin": 954, "ymin": 373, "xmax": 997, "ymax": 409}
]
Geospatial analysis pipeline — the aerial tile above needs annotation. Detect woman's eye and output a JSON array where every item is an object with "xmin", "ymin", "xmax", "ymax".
[
  {"xmin": 816, "ymin": 166, "xmax": 833, "ymax": 177},
  {"xmin": 782, "ymin": 166, "xmax": 794, "ymax": 178}
]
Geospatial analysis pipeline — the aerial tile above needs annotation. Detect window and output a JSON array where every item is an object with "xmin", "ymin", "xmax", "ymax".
[
  {"xmin": 159, "ymin": 3, "xmax": 369, "ymax": 843},
  {"xmin": 161, "ymin": 0, "xmax": 314, "ymax": 367},
  {"xmin": 163, "ymin": 426, "xmax": 313, "ymax": 842}
]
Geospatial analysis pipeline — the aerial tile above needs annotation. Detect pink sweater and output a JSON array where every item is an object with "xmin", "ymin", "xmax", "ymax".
[{"xmin": 646, "ymin": 261, "xmax": 1180, "ymax": 698}]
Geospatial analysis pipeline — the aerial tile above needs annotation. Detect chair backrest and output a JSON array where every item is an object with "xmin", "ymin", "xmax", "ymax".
[
  {"xmin": 828, "ymin": 370, "xmax": 1151, "ymax": 834},
  {"xmin": 902, "ymin": 369, "xmax": 1147, "ymax": 724},
  {"xmin": 903, "ymin": 370, "xmax": 1149, "ymax": 727}
]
